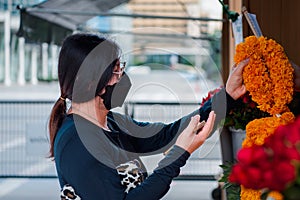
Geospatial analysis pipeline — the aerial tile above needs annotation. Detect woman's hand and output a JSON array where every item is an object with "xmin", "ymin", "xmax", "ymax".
[
  {"xmin": 175, "ymin": 111, "xmax": 216, "ymax": 154},
  {"xmin": 226, "ymin": 58, "xmax": 249, "ymax": 100}
]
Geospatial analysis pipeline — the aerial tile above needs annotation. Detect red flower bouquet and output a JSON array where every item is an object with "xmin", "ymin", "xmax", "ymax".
[{"xmin": 229, "ymin": 117, "xmax": 300, "ymax": 199}]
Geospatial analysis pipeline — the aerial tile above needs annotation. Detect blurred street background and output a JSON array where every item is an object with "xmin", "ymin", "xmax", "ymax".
[{"xmin": 0, "ymin": 0, "xmax": 224, "ymax": 199}]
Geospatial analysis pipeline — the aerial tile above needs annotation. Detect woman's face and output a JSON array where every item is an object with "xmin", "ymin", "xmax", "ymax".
[
  {"xmin": 97, "ymin": 58, "xmax": 131, "ymax": 111},
  {"xmin": 97, "ymin": 60, "xmax": 128, "ymax": 111},
  {"xmin": 99, "ymin": 60, "xmax": 126, "ymax": 95},
  {"xmin": 97, "ymin": 60, "xmax": 126, "ymax": 110}
]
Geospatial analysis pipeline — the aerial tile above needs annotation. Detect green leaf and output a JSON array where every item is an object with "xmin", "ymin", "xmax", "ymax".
[
  {"xmin": 218, "ymin": 177, "xmax": 226, "ymax": 183},
  {"xmin": 283, "ymin": 185, "xmax": 300, "ymax": 200},
  {"xmin": 260, "ymin": 190, "xmax": 270, "ymax": 200},
  {"xmin": 296, "ymin": 171, "xmax": 300, "ymax": 185},
  {"xmin": 218, "ymin": 162, "xmax": 241, "ymax": 199}
]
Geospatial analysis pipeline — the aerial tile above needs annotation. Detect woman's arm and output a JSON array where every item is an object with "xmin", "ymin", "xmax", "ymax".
[
  {"xmin": 58, "ymin": 113, "xmax": 215, "ymax": 200},
  {"xmin": 59, "ymin": 143, "xmax": 190, "ymax": 200},
  {"xmin": 126, "ymin": 112, "xmax": 216, "ymax": 199},
  {"xmin": 112, "ymin": 59, "xmax": 248, "ymax": 154},
  {"xmin": 123, "ymin": 145, "xmax": 190, "ymax": 200},
  {"xmin": 109, "ymin": 88, "xmax": 232, "ymax": 154}
]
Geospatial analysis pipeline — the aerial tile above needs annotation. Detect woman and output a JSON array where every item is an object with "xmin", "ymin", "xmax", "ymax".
[{"xmin": 49, "ymin": 33, "xmax": 247, "ymax": 199}]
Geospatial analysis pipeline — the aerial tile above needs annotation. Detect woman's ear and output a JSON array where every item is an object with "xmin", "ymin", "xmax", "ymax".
[
  {"xmin": 95, "ymin": 95, "xmax": 105, "ymax": 110},
  {"xmin": 96, "ymin": 94, "xmax": 103, "ymax": 102}
]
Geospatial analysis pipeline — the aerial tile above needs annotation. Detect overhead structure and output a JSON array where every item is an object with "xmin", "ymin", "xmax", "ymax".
[
  {"xmin": 17, "ymin": 0, "xmax": 224, "ymax": 45},
  {"xmin": 17, "ymin": 0, "xmax": 129, "ymax": 44}
]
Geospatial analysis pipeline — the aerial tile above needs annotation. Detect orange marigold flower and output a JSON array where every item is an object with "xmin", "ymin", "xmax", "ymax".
[
  {"xmin": 233, "ymin": 36, "xmax": 295, "ymax": 199},
  {"xmin": 267, "ymin": 191, "xmax": 284, "ymax": 200},
  {"xmin": 234, "ymin": 36, "xmax": 294, "ymax": 115},
  {"xmin": 243, "ymin": 112, "xmax": 295, "ymax": 148},
  {"xmin": 241, "ymin": 186, "xmax": 283, "ymax": 200},
  {"xmin": 240, "ymin": 186, "xmax": 261, "ymax": 200}
]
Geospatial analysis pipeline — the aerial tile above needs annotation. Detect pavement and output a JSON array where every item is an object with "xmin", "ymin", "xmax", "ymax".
[{"xmin": 0, "ymin": 178, "xmax": 219, "ymax": 200}]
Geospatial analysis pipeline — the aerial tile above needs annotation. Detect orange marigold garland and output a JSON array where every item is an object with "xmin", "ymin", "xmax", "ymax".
[
  {"xmin": 267, "ymin": 191, "xmax": 284, "ymax": 200},
  {"xmin": 233, "ymin": 36, "xmax": 295, "ymax": 200},
  {"xmin": 240, "ymin": 186, "xmax": 261, "ymax": 200},
  {"xmin": 241, "ymin": 187, "xmax": 284, "ymax": 200},
  {"xmin": 234, "ymin": 36, "xmax": 294, "ymax": 115},
  {"xmin": 242, "ymin": 112, "xmax": 295, "ymax": 148}
]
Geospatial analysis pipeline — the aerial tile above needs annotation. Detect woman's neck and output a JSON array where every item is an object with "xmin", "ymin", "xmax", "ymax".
[{"xmin": 69, "ymin": 100, "xmax": 110, "ymax": 131}]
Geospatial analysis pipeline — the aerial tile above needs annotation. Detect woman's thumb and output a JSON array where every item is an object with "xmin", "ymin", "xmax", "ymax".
[{"xmin": 186, "ymin": 115, "xmax": 200, "ymax": 133}]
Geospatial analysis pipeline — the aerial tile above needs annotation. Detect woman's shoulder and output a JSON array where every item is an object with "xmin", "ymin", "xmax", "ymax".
[{"xmin": 54, "ymin": 115, "xmax": 78, "ymax": 152}]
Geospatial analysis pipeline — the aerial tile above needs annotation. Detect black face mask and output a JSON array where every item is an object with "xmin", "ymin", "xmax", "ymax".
[{"xmin": 100, "ymin": 73, "xmax": 131, "ymax": 110}]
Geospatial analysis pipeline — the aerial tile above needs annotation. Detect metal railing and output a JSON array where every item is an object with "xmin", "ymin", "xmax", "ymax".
[
  {"xmin": 0, "ymin": 100, "xmax": 221, "ymax": 180},
  {"xmin": 0, "ymin": 100, "xmax": 56, "ymax": 178}
]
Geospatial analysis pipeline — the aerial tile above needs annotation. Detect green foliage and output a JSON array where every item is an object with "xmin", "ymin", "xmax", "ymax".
[
  {"xmin": 219, "ymin": 162, "xmax": 241, "ymax": 200},
  {"xmin": 261, "ymin": 166, "xmax": 300, "ymax": 200},
  {"xmin": 224, "ymin": 92, "xmax": 270, "ymax": 130}
]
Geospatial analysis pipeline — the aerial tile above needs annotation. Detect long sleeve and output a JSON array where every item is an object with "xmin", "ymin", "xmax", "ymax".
[
  {"xmin": 124, "ymin": 145, "xmax": 190, "ymax": 200},
  {"xmin": 54, "ymin": 88, "xmax": 238, "ymax": 200},
  {"xmin": 110, "ymin": 88, "xmax": 237, "ymax": 154},
  {"xmin": 56, "ymin": 125, "xmax": 190, "ymax": 200}
]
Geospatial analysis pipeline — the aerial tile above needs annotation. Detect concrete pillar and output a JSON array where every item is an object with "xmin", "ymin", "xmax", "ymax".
[
  {"xmin": 4, "ymin": 11, "xmax": 11, "ymax": 86},
  {"xmin": 18, "ymin": 37, "xmax": 25, "ymax": 85},
  {"xmin": 51, "ymin": 44, "xmax": 58, "ymax": 80},
  {"xmin": 42, "ymin": 43, "xmax": 49, "ymax": 80},
  {"xmin": 31, "ymin": 46, "xmax": 38, "ymax": 85}
]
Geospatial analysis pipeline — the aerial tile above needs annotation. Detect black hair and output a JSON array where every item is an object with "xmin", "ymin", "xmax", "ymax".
[{"xmin": 48, "ymin": 33, "xmax": 120, "ymax": 157}]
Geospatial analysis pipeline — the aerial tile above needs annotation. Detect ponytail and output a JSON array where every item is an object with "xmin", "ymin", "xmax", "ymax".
[
  {"xmin": 48, "ymin": 98, "xmax": 66, "ymax": 158},
  {"xmin": 48, "ymin": 33, "xmax": 120, "ymax": 158}
]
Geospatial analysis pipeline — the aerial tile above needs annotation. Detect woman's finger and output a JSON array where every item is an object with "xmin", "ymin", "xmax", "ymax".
[
  {"xmin": 186, "ymin": 115, "xmax": 200, "ymax": 134},
  {"xmin": 233, "ymin": 58, "xmax": 249, "ymax": 74},
  {"xmin": 196, "ymin": 111, "xmax": 215, "ymax": 139},
  {"xmin": 231, "ymin": 63, "xmax": 237, "ymax": 70}
]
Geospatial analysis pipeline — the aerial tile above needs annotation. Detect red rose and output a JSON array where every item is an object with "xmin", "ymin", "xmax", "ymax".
[
  {"xmin": 229, "ymin": 165, "xmax": 249, "ymax": 185},
  {"xmin": 268, "ymin": 180, "xmax": 285, "ymax": 191},
  {"xmin": 237, "ymin": 147, "xmax": 254, "ymax": 165},
  {"xmin": 265, "ymin": 131, "xmax": 287, "ymax": 158},
  {"xmin": 247, "ymin": 166, "xmax": 263, "ymax": 189},
  {"xmin": 284, "ymin": 120, "xmax": 300, "ymax": 145},
  {"xmin": 272, "ymin": 162, "xmax": 296, "ymax": 191},
  {"xmin": 252, "ymin": 145, "xmax": 268, "ymax": 164},
  {"xmin": 237, "ymin": 145, "xmax": 268, "ymax": 167},
  {"xmin": 249, "ymin": 101, "xmax": 256, "ymax": 108},
  {"xmin": 228, "ymin": 165, "xmax": 239, "ymax": 183},
  {"xmin": 263, "ymin": 170, "xmax": 274, "ymax": 188},
  {"xmin": 242, "ymin": 95, "xmax": 250, "ymax": 104},
  {"xmin": 285, "ymin": 147, "xmax": 300, "ymax": 161},
  {"xmin": 273, "ymin": 125, "xmax": 287, "ymax": 138},
  {"xmin": 286, "ymin": 131, "xmax": 300, "ymax": 146}
]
